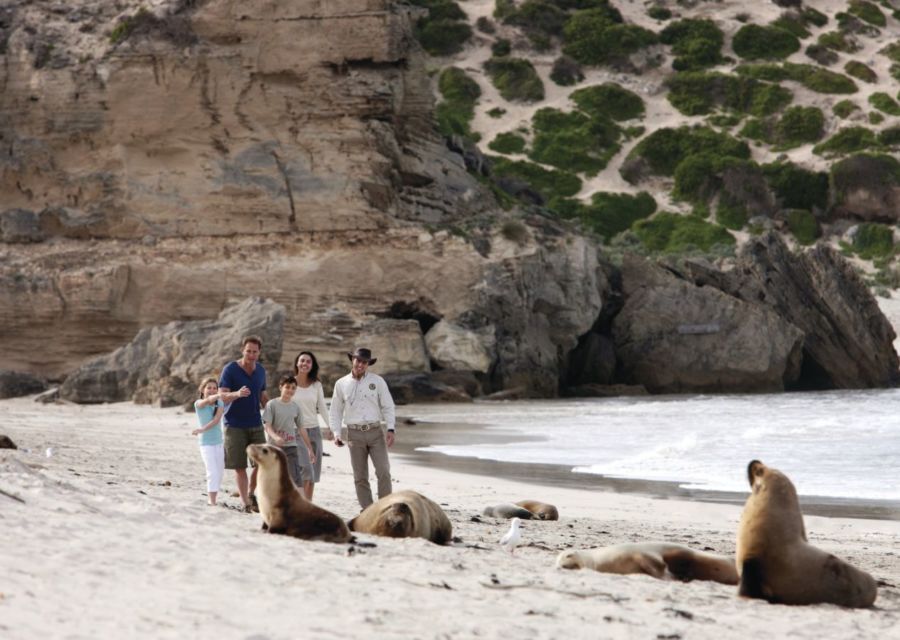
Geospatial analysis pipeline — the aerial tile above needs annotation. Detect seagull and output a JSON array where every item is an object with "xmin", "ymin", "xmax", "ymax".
[{"xmin": 499, "ymin": 517, "xmax": 522, "ymax": 554}]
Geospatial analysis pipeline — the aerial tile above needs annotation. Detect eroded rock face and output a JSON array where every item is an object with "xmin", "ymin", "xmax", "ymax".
[
  {"xmin": 0, "ymin": 370, "xmax": 47, "ymax": 399},
  {"xmin": 719, "ymin": 233, "xmax": 900, "ymax": 389},
  {"xmin": 59, "ymin": 298, "xmax": 285, "ymax": 406},
  {"xmin": 829, "ymin": 154, "xmax": 900, "ymax": 223},
  {"xmin": 425, "ymin": 320, "xmax": 494, "ymax": 373},
  {"xmin": 613, "ymin": 254, "xmax": 804, "ymax": 393}
]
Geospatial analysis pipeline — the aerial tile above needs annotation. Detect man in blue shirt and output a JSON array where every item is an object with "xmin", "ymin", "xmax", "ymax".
[{"xmin": 218, "ymin": 335, "xmax": 269, "ymax": 512}]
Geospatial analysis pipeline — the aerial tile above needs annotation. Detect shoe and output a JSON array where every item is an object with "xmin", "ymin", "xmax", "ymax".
[{"xmin": 251, "ymin": 494, "xmax": 260, "ymax": 513}]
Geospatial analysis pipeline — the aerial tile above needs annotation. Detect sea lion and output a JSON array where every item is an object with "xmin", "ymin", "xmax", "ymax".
[
  {"xmin": 348, "ymin": 490, "xmax": 453, "ymax": 544},
  {"xmin": 246, "ymin": 444, "xmax": 352, "ymax": 543},
  {"xmin": 557, "ymin": 542, "xmax": 739, "ymax": 584},
  {"xmin": 483, "ymin": 503, "xmax": 534, "ymax": 519},
  {"xmin": 736, "ymin": 460, "xmax": 877, "ymax": 607},
  {"xmin": 516, "ymin": 499, "xmax": 559, "ymax": 520}
]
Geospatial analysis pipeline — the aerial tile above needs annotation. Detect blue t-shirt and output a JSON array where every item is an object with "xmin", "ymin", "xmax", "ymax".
[
  {"xmin": 194, "ymin": 399, "xmax": 224, "ymax": 446},
  {"xmin": 219, "ymin": 361, "xmax": 267, "ymax": 428}
]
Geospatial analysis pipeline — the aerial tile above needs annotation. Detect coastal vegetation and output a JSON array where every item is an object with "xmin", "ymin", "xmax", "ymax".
[
  {"xmin": 570, "ymin": 83, "xmax": 644, "ymax": 121},
  {"xmin": 554, "ymin": 191, "xmax": 657, "ymax": 239},
  {"xmin": 435, "ymin": 67, "xmax": 480, "ymax": 139},
  {"xmin": 632, "ymin": 212, "xmax": 736, "ymax": 254},
  {"xmin": 667, "ymin": 72, "xmax": 792, "ymax": 116},
  {"xmin": 813, "ymin": 127, "xmax": 878, "ymax": 157},
  {"xmin": 484, "ymin": 57, "xmax": 545, "ymax": 102},
  {"xmin": 410, "ymin": 0, "xmax": 472, "ymax": 56},
  {"xmin": 658, "ymin": 18, "xmax": 724, "ymax": 70},
  {"xmin": 528, "ymin": 107, "xmax": 621, "ymax": 175},
  {"xmin": 732, "ymin": 24, "xmax": 800, "ymax": 60}
]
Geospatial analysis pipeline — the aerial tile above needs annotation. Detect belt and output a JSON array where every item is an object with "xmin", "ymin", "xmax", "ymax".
[{"xmin": 347, "ymin": 422, "xmax": 381, "ymax": 432}]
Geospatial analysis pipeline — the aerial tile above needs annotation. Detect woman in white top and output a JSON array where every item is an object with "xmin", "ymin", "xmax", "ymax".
[{"xmin": 292, "ymin": 350, "xmax": 331, "ymax": 500}]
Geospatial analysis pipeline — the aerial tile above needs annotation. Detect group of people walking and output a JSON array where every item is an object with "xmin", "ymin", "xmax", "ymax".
[{"xmin": 191, "ymin": 336, "xmax": 396, "ymax": 512}]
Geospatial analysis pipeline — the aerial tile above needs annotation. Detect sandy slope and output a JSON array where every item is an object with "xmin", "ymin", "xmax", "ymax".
[{"xmin": 1, "ymin": 397, "xmax": 898, "ymax": 639}]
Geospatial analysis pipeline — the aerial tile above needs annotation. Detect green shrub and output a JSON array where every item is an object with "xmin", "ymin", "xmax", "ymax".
[
  {"xmin": 490, "ymin": 157, "xmax": 582, "ymax": 201},
  {"xmin": 735, "ymin": 63, "xmax": 791, "ymax": 82},
  {"xmin": 707, "ymin": 113, "xmax": 744, "ymax": 128},
  {"xmin": 571, "ymin": 83, "xmax": 645, "ymax": 121},
  {"xmin": 716, "ymin": 201, "xmax": 748, "ymax": 230},
  {"xmin": 659, "ymin": 18, "xmax": 724, "ymax": 70},
  {"xmin": 869, "ymin": 111, "xmax": 885, "ymax": 125},
  {"xmin": 563, "ymin": 191, "xmax": 658, "ymax": 238},
  {"xmin": 416, "ymin": 19, "xmax": 473, "ymax": 56},
  {"xmin": 632, "ymin": 212, "xmax": 736, "ymax": 253},
  {"xmin": 484, "ymin": 57, "xmax": 545, "ymax": 102},
  {"xmin": 844, "ymin": 60, "xmax": 877, "ymax": 83},
  {"xmin": 624, "ymin": 126, "xmax": 750, "ymax": 179},
  {"xmin": 528, "ymin": 108, "xmax": 621, "ymax": 175},
  {"xmin": 786, "ymin": 209, "xmax": 819, "ymax": 245},
  {"xmin": 853, "ymin": 223, "xmax": 894, "ymax": 259},
  {"xmin": 494, "ymin": 0, "xmax": 516, "ymax": 20},
  {"xmin": 487, "ymin": 107, "xmax": 507, "ymax": 118},
  {"xmin": 879, "ymin": 126, "xmax": 900, "ymax": 147},
  {"xmin": 775, "ymin": 105, "xmax": 825, "ymax": 148},
  {"xmin": 739, "ymin": 117, "xmax": 773, "ymax": 143},
  {"xmin": 785, "ymin": 64, "xmax": 858, "ymax": 94},
  {"xmin": 648, "ymin": 6, "xmax": 672, "ymax": 21},
  {"xmin": 562, "ymin": 7, "xmax": 657, "ymax": 65},
  {"xmin": 492, "ymin": 39, "xmax": 512, "ymax": 56},
  {"xmin": 771, "ymin": 13, "xmax": 810, "ymax": 39},
  {"xmin": 813, "ymin": 127, "xmax": 879, "ymax": 157},
  {"xmin": 500, "ymin": 219, "xmax": 529, "ymax": 244},
  {"xmin": 476, "ymin": 16, "xmax": 495, "ymax": 34},
  {"xmin": 881, "ymin": 42, "xmax": 900, "ymax": 64},
  {"xmin": 869, "ymin": 92, "xmax": 900, "ymax": 115},
  {"xmin": 488, "ymin": 132, "xmax": 527, "ymax": 154},
  {"xmin": 733, "ymin": 24, "xmax": 800, "ymax": 60},
  {"xmin": 848, "ymin": 0, "xmax": 886, "ymax": 27},
  {"xmin": 435, "ymin": 67, "xmax": 481, "ymax": 138},
  {"xmin": 667, "ymin": 72, "xmax": 792, "ymax": 116},
  {"xmin": 802, "ymin": 7, "xmax": 828, "ymax": 27},
  {"xmin": 762, "ymin": 162, "xmax": 829, "ymax": 211},
  {"xmin": 818, "ymin": 31, "xmax": 860, "ymax": 53},
  {"xmin": 503, "ymin": 0, "xmax": 569, "ymax": 38},
  {"xmin": 672, "ymin": 154, "xmax": 755, "ymax": 204},
  {"xmin": 833, "ymin": 99, "xmax": 860, "ymax": 118},
  {"xmin": 835, "ymin": 11, "xmax": 881, "ymax": 36},
  {"xmin": 550, "ymin": 55, "xmax": 584, "ymax": 86},
  {"xmin": 805, "ymin": 44, "xmax": 839, "ymax": 66}
]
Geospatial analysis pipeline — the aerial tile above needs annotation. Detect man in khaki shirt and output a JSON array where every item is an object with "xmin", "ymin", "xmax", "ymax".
[{"xmin": 330, "ymin": 347, "xmax": 396, "ymax": 509}]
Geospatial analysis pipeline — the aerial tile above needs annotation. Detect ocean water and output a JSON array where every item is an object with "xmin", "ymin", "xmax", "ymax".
[{"xmin": 411, "ymin": 389, "xmax": 900, "ymax": 502}]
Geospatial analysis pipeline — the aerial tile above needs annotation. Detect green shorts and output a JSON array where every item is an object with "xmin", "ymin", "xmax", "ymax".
[{"xmin": 224, "ymin": 426, "xmax": 266, "ymax": 469}]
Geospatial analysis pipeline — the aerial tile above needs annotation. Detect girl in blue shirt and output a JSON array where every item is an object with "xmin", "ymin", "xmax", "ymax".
[{"xmin": 193, "ymin": 377, "xmax": 226, "ymax": 506}]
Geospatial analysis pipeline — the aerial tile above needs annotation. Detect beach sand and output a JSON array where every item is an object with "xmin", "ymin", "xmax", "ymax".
[{"xmin": 2, "ymin": 397, "xmax": 899, "ymax": 639}]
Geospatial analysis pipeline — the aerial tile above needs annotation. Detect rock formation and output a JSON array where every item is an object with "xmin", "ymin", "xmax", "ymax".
[
  {"xmin": 59, "ymin": 298, "xmax": 284, "ymax": 406},
  {"xmin": 0, "ymin": 371, "xmax": 47, "ymax": 399}
]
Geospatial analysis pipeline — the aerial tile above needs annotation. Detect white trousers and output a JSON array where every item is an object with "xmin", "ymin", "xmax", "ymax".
[{"xmin": 199, "ymin": 443, "xmax": 225, "ymax": 493}]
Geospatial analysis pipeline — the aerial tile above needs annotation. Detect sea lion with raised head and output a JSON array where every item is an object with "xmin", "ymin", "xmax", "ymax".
[
  {"xmin": 483, "ymin": 503, "xmax": 534, "ymax": 519},
  {"xmin": 516, "ymin": 499, "xmax": 559, "ymax": 520},
  {"xmin": 736, "ymin": 459, "xmax": 877, "ymax": 607},
  {"xmin": 247, "ymin": 444, "xmax": 352, "ymax": 543},
  {"xmin": 348, "ymin": 490, "xmax": 453, "ymax": 544},
  {"xmin": 557, "ymin": 542, "xmax": 739, "ymax": 584}
]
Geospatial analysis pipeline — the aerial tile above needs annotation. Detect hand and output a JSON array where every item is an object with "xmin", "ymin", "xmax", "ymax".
[
  {"xmin": 191, "ymin": 429, "xmax": 201, "ymax": 436},
  {"xmin": 386, "ymin": 431, "xmax": 395, "ymax": 448},
  {"xmin": 324, "ymin": 429, "xmax": 334, "ymax": 441},
  {"xmin": 308, "ymin": 447, "xmax": 316, "ymax": 464},
  {"xmin": 237, "ymin": 386, "xmax": 251, "ymax": 398},
  {"xmin": 334, "ymin": 437, "xmax": 344, "ymax": 448},
  {"xmin": 271, "ymin": 432, "xmax": 285, "ymax": 445}
]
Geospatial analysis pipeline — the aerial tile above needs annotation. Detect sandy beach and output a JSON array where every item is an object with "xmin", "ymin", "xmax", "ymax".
[{"xmin": 2, "ymin": 396, "xmax": 899, "ymax": 640}]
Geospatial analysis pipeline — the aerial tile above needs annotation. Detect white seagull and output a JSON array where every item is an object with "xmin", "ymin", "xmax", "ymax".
[{"xmin": 499, "ymin": 517, "xmax": 522, "ymax": 554}]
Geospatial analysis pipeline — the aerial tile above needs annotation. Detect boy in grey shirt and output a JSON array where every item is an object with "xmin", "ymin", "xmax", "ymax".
[{"xmin": 262, "ymin": 375, "xmax": 316, "ymax": 487}]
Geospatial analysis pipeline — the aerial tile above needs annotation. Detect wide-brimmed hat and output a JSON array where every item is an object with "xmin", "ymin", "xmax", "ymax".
[{"xmin": 347, "ymin": 347, "xmax": 377, "ymax": 365}]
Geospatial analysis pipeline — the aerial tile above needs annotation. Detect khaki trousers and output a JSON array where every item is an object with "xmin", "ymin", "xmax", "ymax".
[{"xmin": 346, "ymin": 426, "xmax": 392, "ymax": 509}]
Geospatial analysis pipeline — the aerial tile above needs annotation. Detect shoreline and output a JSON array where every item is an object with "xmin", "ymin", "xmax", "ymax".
[{"xmin": 393, "ymin": 416, "xmax": 900, "ymax": 522}]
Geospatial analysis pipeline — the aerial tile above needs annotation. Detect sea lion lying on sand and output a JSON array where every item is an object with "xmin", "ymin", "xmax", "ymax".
[
  {"xmin": 247, "ymin": 444, "xmax": 352, "ymax": 543},
  {"xmin": 483, "ymin": 503, "xmax": 534, "ymax": 519},
  {"xmin": 557, "ymin": 542, "xmax": 739, "ymax": 584},
  {"xmin": 736, "ymin": 460, "xmax": 877, "ymax": 607},
  {"xmin": 516, "ymin": 499, "xmax": 559, "ymax": 520},
  {"xmin": 348, "ymin": 490, "xmax": 452, "ymax": 544}
]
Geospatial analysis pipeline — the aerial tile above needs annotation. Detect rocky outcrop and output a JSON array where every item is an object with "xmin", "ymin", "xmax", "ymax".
[
  {"xmin": 383, "ymin": 372, "xmax": 472, "ymax": 405},
  {"xmin": 612, "ymin": 255, "xmax": 805, "ymax": 393},
  {"xmin": 0, "ymin": 371, "xmax": 47, "ymax": 399},
  {"xmin": 715, "ymin": 233, "xmax": 900, "ymax": 388},
  {"xmin": 829, "ymin": 154, "xmax": 900, "ymax": 223},
  {"xmin": 424, "ymin": 320, "xmax": 494, "ymax": 373},
  {"xmin": 59, "ymin": 298, "xmax": 285, "ymax": 406}
]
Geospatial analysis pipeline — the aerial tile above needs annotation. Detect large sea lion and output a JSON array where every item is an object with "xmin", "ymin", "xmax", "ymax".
[
  {"xmin": 483, "ymin": 503, "xmax": 534, "ymax": 519},
  {"xmin": 348, "ymin": 490, "xmax": 453, "ymax": 545},
  {"xmin": 516, "ymin": 499, "xmax": 559, "ymax": 520},
  {"xmin": 736, "ymin": 460, "xmax": 877, "ymax": 607},
  {"xmin": 247, "ymin": 444, "xmax": 352, "ymax": 543},
  {"xmin": 557, "ymin": 542, "xmax": 739, "ymax": 584}
]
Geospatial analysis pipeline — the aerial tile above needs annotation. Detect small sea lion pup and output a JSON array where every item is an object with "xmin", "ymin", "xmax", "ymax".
[
  {"xmin": 557, "ymin": 542, "xmax": 738, "ymax": 584},
  {"xmin": 736, "ymin": 460, "xmax": 877, "ymax": 607},
  {"xmin": 483, "ymin": 503, "xmax": 534, "ymax": 519},
  {"xmin": 246, "ymin": 444, "xmax": 352, "ymax": 543},
  {"xmin": 349, "ymin": 490, "xmax": 453, "ymax": 545},
  {"xmin": 516, "ymin": 499, "xmax": 559, "ymax": 520}
]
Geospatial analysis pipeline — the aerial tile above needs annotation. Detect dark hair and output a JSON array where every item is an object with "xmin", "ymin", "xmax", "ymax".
[
  {"xmin": 197, "ymin": 377, "xmax": 218, "ymax": 398},
  {"xmin": 278, "ymin": 374, "xmax": 298, "ymax": 387},
  {"xmin": 242, "ymin": 335, "xmax": 263, "ymax": 349},
  {"xmin": 292, "ymin": 350, "xmax": 320, "ymax": 382}
]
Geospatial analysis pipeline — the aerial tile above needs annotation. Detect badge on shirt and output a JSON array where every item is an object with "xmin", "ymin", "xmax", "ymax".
[{"xmin": 369, "ymin": 383, "xmax": 376, "ymax": 390}]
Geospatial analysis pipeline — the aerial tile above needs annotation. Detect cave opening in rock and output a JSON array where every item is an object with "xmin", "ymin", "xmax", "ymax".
[
  {"xmin": 377, "ymin": 299, "xmax": 440, "ymax": 335},
  {"xmin": 787, "ymin": 352, "xmax": 834, "ymax": 391}
]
